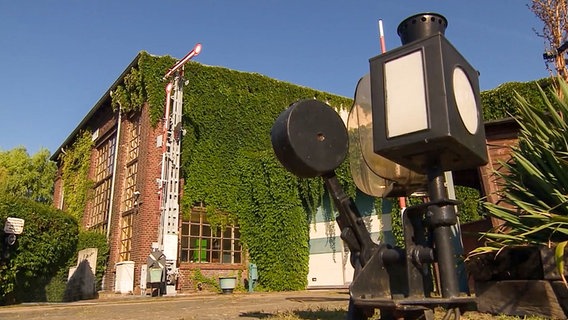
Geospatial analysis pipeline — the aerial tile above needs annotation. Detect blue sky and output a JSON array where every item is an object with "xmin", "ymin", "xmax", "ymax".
[{"xmin": 0, "ymin": 1, "xmax": 549, "ymax": 155}]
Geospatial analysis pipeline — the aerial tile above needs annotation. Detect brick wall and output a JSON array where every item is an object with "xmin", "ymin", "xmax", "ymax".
[
  {"xmin": 56, "ymin": 100, "xmax": 247, "ymax": 294},
  {"xmin": 128, "ymin": 104, "xmax": 163, "ymax": 291},
  {"xmin": 178, "ymin": 263, "xmax": 246, "ymax": 293},
  {"xmin": 478, "ymin": 118, "xmax": 520, "ymax": 227}
]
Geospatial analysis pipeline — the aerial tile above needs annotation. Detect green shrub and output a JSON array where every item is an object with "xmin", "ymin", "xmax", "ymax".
[
  {"xmin": 475, "ymin": 80, "xmax": 568, "ymax": 251},
  {"xmin": 481, "ymin": 78, "xmax": 554, "ymax": 121},
  {"xmin": 0, "ymin": 195, "xmax": 78, "ymax": 304},
  {"xmin": 455, "ymin": 186, "xmax": 483, "ymax": 223},
  {"xmin": 43, "ymin": 267, "xmax": 69, "ymax": 302}
]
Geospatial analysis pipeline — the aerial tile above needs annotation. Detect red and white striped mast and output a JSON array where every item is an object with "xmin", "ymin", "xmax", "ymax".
[{"xmin": 158, "ymin": 43, "xmax": 201, "ymax": 295}]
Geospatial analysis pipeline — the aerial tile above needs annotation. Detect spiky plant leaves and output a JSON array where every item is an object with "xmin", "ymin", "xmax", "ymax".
[
  {"xmin": 473, "ymin": 79, "xmax": 568, "ymax": 275},
  {"xmin": 557, "ymin": 241, "xmax": 568, "ymax": 287}
]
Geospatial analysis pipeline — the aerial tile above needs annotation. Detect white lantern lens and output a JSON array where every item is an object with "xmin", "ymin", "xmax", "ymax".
[
  {"xmin": 384, "ymin": 50, "xmax": 428, "ymax": 138},
  {"xmin": 452, "ymin": 67, "xmax": 478, "ymax": 134}
]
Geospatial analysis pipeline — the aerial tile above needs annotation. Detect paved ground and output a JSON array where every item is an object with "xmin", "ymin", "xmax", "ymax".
[{"xmin": 0, "ymin": 290, "xmax": 350, "ymax": 320}]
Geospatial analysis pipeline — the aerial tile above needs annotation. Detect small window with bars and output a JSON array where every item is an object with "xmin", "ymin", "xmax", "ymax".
[{"xmin": 180, "ymin": 210, "xmax": 242, "ymax": 264}]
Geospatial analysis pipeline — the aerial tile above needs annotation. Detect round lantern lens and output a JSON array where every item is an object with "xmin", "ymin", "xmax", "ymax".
[{"xmin": 452, "ymin": 67, "xmax": 478, "ymax": 134}]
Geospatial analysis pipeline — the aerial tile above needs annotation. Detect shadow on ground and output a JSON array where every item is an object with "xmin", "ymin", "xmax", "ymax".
[{"xmin": 239, "ymin": 309, "xmax": 347, "ymax": 319}]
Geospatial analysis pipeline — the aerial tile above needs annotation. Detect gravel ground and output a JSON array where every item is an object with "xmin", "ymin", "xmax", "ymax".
[{"xmin": 0, "ymin": 290, "xmax": 351, "ymax": 320}]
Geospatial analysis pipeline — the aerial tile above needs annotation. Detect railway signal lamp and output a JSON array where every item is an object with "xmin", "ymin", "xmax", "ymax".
[{"xmin": 370, "ymin": 13, "xmax": 487, "ymax": 174}]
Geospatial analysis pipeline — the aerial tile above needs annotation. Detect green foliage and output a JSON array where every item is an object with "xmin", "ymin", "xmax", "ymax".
[
  {"xmin": 192, "ymin": 269, "xmax": 220, "ymax": 292},
  {"xmin": 384, "ymin": 197, "xmax": 425, "ymax": 248},
  {"xmin": 380, "ymin": 186, "xmax": 482, "ymax": 248},
  {"xmin": 236, "ymin": 151, "xmax": 309, "ymax": 290},
  {"xmin": 109, "ymin": 52, "xmax": 351, "ymax": 290},
  {"xmin": 455, "ymin": 185, "xmax": 483, "ymax": 223},
  {"xmin": 0, "ymin": 194, "xmax": 78, "ymax": 304},
  {"xmin": 0, "ymin": 147, "xmax": 56, "ymax": 204},
  {"xmin": 15, "ymin": 231, "xmax": 108, "ymax": 303},
  {"xmin": 60, "ymin": 130, "xmax": 94, "ymax": 221},
  {"xmin": 474, "ymin": 79, "xmax": 568, "ymax": 253},
  {"xmin": 43, "ymin": 267, "xmax": 69, "ymax": 302},
  {"xmin": 480, "ymin": 77, "xmax": 555, "ymax": 121}
]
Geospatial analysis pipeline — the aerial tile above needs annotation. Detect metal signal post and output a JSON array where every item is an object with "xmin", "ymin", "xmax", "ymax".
[{"xmin": 157, "ymin": 43, "xmax": 201, "ymax": 295}]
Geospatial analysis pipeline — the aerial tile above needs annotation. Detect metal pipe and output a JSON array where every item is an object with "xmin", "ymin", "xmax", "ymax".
[
  {"xmin": 162, "ymin": 82, "xmax": 173, "ymax": 153},
  {"xmin": 106, "ymin": 101, "xmax": 122, "ymax": 241},
  {"xmin": 163, "ymin": 43, "xmax": 202, "ymax": 79},
  {"xmin": 427, "ymin": 167, "xmax": 460, "ymax": 298}
]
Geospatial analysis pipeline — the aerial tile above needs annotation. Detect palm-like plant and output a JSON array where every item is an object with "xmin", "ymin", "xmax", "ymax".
[{"xmin": 471, "ymin": 79, "xmax": 568, "ymax": 278}]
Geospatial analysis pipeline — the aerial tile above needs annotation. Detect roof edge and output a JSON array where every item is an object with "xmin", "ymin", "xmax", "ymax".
[{"xmin": 50, "ymin": 52, "xmax": 143, "ymax": 161}]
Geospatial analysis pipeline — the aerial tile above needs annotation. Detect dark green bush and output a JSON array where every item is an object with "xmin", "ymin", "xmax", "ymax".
[
  {"xmin": 0, "ymin": 195, "xmax": 78, "ymax": 304},
  {"xmin": 22, "ymin": 231, "xmax": 109, "ymax": 303},
  {"xmin": 480, "ymin": 77, "xmax": 554, "ymax": 120}
]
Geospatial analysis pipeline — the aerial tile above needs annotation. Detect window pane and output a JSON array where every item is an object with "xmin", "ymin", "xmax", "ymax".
[
  {"xmin": 180, "ymin": 209, "xmax": 241, "ymax": 265},
  {"xmin": 190, "ymin": 224, "xmax": 199, "ymax": 238},
  {"xmin": 193, "ymin": 239, "xmax": 208, "ymax": 262},
  {"xmin": 202, "ymin": 224, "xmax": 211, "ymax": 237},
  {"xmin": 234, "ymin": 251, "xmax": 241, "ymax": 264},
  {"xmin": 222, "ymin": 251, "xmax": 232, "ymax": 263},
  {"xmin": 181, "ymin": 237, "xmax": 189, "ymax": 248},
  {"xmin": 223, "ymin": 228, "xmax": 231, "ymax": 239},
  {"xmin": 222, "ymin": 239, "xmax": 231, "ymax": 252},
  {"xmin": 212, "ymin": 251, "xmax": 220, "ymax": 263},
  {"xmin": 181, "ymin": 223, "xmax": 189, "ymax": 235}
]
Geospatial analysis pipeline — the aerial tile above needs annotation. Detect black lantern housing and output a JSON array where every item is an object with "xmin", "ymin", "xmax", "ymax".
[{"xmin": 370, "ymin": 13, "xmax": 487, "ymax": 173}]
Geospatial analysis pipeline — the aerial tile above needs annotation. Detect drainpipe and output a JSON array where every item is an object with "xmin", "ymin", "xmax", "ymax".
[
  {"xmin": 58, "ymin": 148, "xmax": 67, "ymax": 210},
  {"xmin": 106, "ymin": 103, "xmax": 122, "ymax": 239}
]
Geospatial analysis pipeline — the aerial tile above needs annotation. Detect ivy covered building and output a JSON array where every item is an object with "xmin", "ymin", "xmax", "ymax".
[
  {"xmin": 51, "ymin": 46, "xmax": 554, "ymax": 295},
  {"xmin": 50, "ymin": 51, "xmax": 355, "ymax": 294}
]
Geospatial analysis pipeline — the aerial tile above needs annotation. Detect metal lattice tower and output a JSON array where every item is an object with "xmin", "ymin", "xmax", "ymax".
[{"xmin": 157, "ymin": 43, "xmax": 201, "ymax": 294}]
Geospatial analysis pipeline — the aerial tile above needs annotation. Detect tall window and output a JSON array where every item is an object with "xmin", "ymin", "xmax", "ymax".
[
  {"xmin": 180, "ymin": 209, "xmax": 242, "ymax": 264},
  {"xmin": 123, "ymin": 119, "xmax": 140, "ymax": 211},
  {"xmin": 123, "ymin": 162, "xmax": 138, "ymax": 211},
  {"xmin": 119, "ymin": 213, "xmax": 133, "ymax": 261},
  {"xmin": 88, "ymin": 135, "xmax": 116, "ymax": 233},
  {"xmin": 120, "ymin": 117, "xmax": 140, "ymax": 261}
]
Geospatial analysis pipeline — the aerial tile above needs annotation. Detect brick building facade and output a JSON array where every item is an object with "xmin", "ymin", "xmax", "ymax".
[{"xmin": 51, "ymin": 55, "xmax": 245, "ymax": 294}]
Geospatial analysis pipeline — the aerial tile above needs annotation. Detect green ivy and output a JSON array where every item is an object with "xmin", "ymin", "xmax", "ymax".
[
  {"xmin": 480, "ymin": 77, "xmax": 555, "ymax": 120},
  {"xmin": 455, "ymin": 185, "xmax": 483, "ymax": 223},
  {"xmin": 60, "ymin": 130, "xmax": 94, "ymax": 222},
  {"xmin": 110, "ymin": 52, "xmax": 353, "ymax": 290},
  {"xmin": 236, "ymin": 151, "xmax": 309, "ymax": 290},
  {"xmin": 375, "ymin": 186, "xmax": 482, "ymax": 248},
  {"xmin": 192, "ymin": 269, "xmax": 220, "ymax": 292}
]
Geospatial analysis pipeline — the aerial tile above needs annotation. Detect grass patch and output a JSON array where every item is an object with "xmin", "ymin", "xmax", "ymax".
[{"xmin": 265, "ymin": 308, "xmax": 548, "ymax": 320}]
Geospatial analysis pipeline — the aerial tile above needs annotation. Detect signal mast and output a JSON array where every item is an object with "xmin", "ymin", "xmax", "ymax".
[{"xmin": 158, "ymin": 43, "xmax": 201, "ymax": 294}]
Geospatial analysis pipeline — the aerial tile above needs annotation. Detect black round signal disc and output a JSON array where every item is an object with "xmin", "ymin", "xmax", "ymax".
[{"xmin": 271, "ymin": 99, "xmax": 348, "ymax": 178}]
